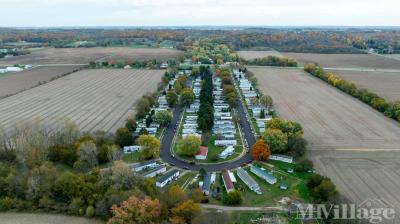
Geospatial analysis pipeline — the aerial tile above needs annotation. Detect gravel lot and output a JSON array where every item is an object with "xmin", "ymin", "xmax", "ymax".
[{"xmin": 0, "ymin": 69, "xmax": 164, "ymax": 133}]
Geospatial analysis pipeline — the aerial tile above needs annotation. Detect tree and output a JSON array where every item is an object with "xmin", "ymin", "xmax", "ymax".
[
  {"xmin": 152, "ymin": 110, "xmax": 173, "ymax": 126},
  {"xmin": 136, "ymin": 97, "xmax": 151, "ymax": 119},
  {"xmin": 111, "ymin": 160, "xmax": 138, "ymax": 190},
  {"xmin": 74, "ymin": 141, "xmax": 98, "ymax": 171},
  {"xmin": 267, "ymin": 118, "xmax": 303, "ymax": 137},
  {"xmin": 225, "ymin": 92, "xmax": 238, "ymax": 108},
  {"xmin": 262, "ymin": 129, "xmax": 288, "ymax": 153},
  {"xmin": 295, "ymin": 158, "xmax": 314, "ymax": 172},
  {"xmin": 180, "ymin": 88, "xmax": 196, "ymax": 106},
  {"xmin": 287, "ymin": 136, "xmax": 307, "ymax": 157},
  {"xmin": 51, "ymin": 172, "xmax": 83, "ymax": 203},
  {"xmin": 163, "ymin": 185, "xmax": 187, "ymax": 208},
  {"xmin": 222, "ymin": 190, "xmax": 242, "ymax": 205},
  {"xmin": 251, "ymin": 139, "xmax": 270, "ymax": 161},
  {"xmin": 260, "ymin": 95, "xmax": 273, "ymax": 108},
  {"xmin": 125, "ymin": 116, "xmax": 137, "ymax": 132},
  {"xmin": 108, "ymin": 196, "xmax": 161, "ymax": 224},
  {"xmin": 137, "ymin": 135, "xmax": 160, "ymax": 159},
  {"xmin": 307, "ymin": 174, "xmax": 338, "ymax": 203},
  {"xmin": 192, "ymin": 188, "xmax": 204, "ymax": 203},
  {"xmin": 114, "ymin": 128, "xmax": 133, "ymax": 147},
  {"xmin": 176, "ymin": 136, "xmax": 201, "ymax": 157},
  {"xmin": 171, "ymin": 200, "xmax": 202, "ymax": 223},
  {"xmin": 26, "ymin": 162, "xmax": 57, "ymax": 202},
  {"xmin": 166, "ymin": 91, "xmax": 179, "ymax": 107}
]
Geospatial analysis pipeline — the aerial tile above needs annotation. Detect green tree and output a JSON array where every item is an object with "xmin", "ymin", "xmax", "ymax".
[
  {"xmin": 180, "ymin": 88, "xmax": 196, "ymax": 106},
  {"xmin": 125, "ymin": 116, "xmax": 137, "ymax": 132},
  {"xmin": 51, "ymin": 172, "xmax": 83, "ymax": 203},
  {"xmin": 287, "ymin": 136, "xmax": 307, "ymax": 157},
  {"xmin": 176, "ymin": 136, "xmax": 202, "ymax": 157},
  {"xmin": 222, "ymin": 190, "xmax": 242, "ymax": 205},
  {"xmin": 166, "ymin": 91, "xmax": 179, "ymax": 107},
  {"xmin": 262, "ymin": 129, "xmax": 288, "ymax": 153},
  {"xmin": 152, "ymin": 110, "xmax": 173, "ymax": 126},
  {"xmin": 115, "ymin": 128, "xmax": 133, "ymax": 147},
  {"xmin": 137, "ymin": 135, "xmax": 160, "ymax": 159}
]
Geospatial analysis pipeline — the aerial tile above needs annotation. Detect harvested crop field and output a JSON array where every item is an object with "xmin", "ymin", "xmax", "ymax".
[
  {"xmin": 251, "ymin": 67, "xmax": 400, "ymax": 150},
  {"xmin": 252, "ymin": 67, "xmax": 400, "ymax": 220},
  {"xmin": 0, "ymin": 65, "xmax": 82, "ymax": 98},
  {"xmin": 329, "ymin": 69, "xmax": 400, "ymax": 102},
  {"xmin": 0, "ymin": 47, "xmax": 184, "ymax": 65},
  {"xmin": 312, "ymin": 150, "xmax": 400, "ymax": 222},
  {"xmin": 0, "ymin": 213, "xmax": 104, "ymax": 224},
  {"xmin": 282, "ymin": 52, "xmax": 400, "ymax": 69},
  {"xmin": 237, "ymin": 50, "xmax": 283, "ymax": 60},
  {"xmin": 0, "ymin": 69, "xmax": 163, "ymax": 133}
]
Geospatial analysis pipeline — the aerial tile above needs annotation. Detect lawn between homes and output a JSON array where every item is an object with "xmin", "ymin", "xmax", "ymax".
[{"xmin": 204, "ymin": 160, "xmax": 312, "ymax": 207}]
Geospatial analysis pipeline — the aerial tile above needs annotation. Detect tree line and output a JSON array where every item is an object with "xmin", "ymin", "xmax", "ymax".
[
  {"xmin": 197, "ymin": 66, "xmax": 214, "ymax": 132},
  {"xmin": 304, "ymin": 64, "xmax": 400, "ymax": 122},
  {"xmin": 240, "ymin": 56, "xmax": 298, "ymax": 67}
]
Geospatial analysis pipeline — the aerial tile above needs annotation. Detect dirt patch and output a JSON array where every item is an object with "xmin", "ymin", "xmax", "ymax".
[
  {"xmin": 0, "ymin": 47, "xmax": 184, "ymax": 65},
  {"xmin": 0, "ymin": 69, "xmax": 164, "ymax": 133}
]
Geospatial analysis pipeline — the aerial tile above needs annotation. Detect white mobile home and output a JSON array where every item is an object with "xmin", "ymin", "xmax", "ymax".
[
  {"xmin": 123, "ymin": 145, "xmax": 141, "ymax": 154},
  {"xmin": 156, "ymin": 169, "xmax": 180, "ymax": 188},
  {"xmin": 215, "ymin": 140, "xmax": 237, "ymax": 146}
]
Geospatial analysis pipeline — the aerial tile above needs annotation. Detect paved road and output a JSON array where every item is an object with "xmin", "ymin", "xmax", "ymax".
[
  {"xmin": 160, "ymin": 76, "xmax": 255, "ymax": 172},
  {"xmin": 201, "ymin": 204, "xmax": 284, "ymax": 212}
]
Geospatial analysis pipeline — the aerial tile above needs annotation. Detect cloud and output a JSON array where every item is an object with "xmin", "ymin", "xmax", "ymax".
[{"xmin": 1, "ymin": 0, "xmax": 399, "ymax": 27}]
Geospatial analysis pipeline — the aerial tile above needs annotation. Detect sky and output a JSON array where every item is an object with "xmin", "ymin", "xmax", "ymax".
[{"xmin": 1, "ymin": 0, "xmax": 400, "ymax": 27}]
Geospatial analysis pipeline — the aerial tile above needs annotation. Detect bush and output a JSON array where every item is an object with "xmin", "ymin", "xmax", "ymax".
[
  {"xmin": 86, "ymin": 205, "xmax": 95, "ymax": 217},
  {"xmin": 295, "ymin": 158, "xmax": 314, "ymax": 172},
  {"xmin": 114, "ymin": 128, "xmax": 133, "ymax": 147},
  {"xmin": 222, "ymin": 190, "xmax": 242, "ymax": 205}
]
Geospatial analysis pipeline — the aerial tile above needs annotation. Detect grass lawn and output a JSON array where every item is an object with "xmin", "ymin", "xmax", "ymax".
[
  {"xmin": 206, "ymin": 161, "xmax": 312, "ymax": 207},
  {"xmin": 122, "ymin": 152, "xmax": 143, "ymax": 163},
  {"xmin": 175, "ymin": 171, "xmax": 198, "ymax": 191}
]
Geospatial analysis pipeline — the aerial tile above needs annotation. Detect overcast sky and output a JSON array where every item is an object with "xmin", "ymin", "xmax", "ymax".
[{"xmin": 1, "ymin": 0, "xmax": 400, "ymax": 27}]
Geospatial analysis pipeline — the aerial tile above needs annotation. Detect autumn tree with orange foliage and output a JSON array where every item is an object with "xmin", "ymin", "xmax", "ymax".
[
  {"xmin": 108, "ymin": 196, "xmax": 161, "ymax": 224},
  {"xmin": 251, "ymin": 139, "xmax": 271, "ymax": 161}
]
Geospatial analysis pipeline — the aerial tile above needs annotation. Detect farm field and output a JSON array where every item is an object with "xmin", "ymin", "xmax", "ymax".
[
  {"xmin": 0, "ymin": 65, "xmax": 82, "ymax": 98},
  {"xmin": 252, "ymin": 66, "xmax": 400, "ymax": 221},
  {"xmin": 282, "ymin": 52, "xmax": 400, "ymax": 69},
  {"xmin": 386, "ymin": 54, "xmax": 400, "ymax": 60},
  {"xmin": 0, "ymin": 47, "xmax": 184, "ymax": 65},
  {"xmin": 0, "ymin": 69, "xmax": 164, "ymax": 133},
  {"xmin": 237, "ymin": 50, "xmax": 284, "ymax": 60},
  {"xmin": 330, "ymin": 69, "xmax": 400, "ymax": 102},
  {"xmin": 251, "ymin": 67, "xmax": 400, "ymax": 150},
  {"xmin": 312, "ymin": 150, "xmax": 400, "ymax": 222},
  {"xmin": 0, "ymin": 213, "xmax": 104, "ymax": 224}
]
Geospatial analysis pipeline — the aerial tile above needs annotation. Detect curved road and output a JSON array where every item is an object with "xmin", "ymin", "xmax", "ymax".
[{"xmin": 160, "ymin": 95, "xmax": 256, "ymax": 172}]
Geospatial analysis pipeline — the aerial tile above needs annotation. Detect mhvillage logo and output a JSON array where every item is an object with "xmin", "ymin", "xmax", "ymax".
[{"xmin": 293, "ymin": 199, "xmax": 396, "ymax": 223}]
